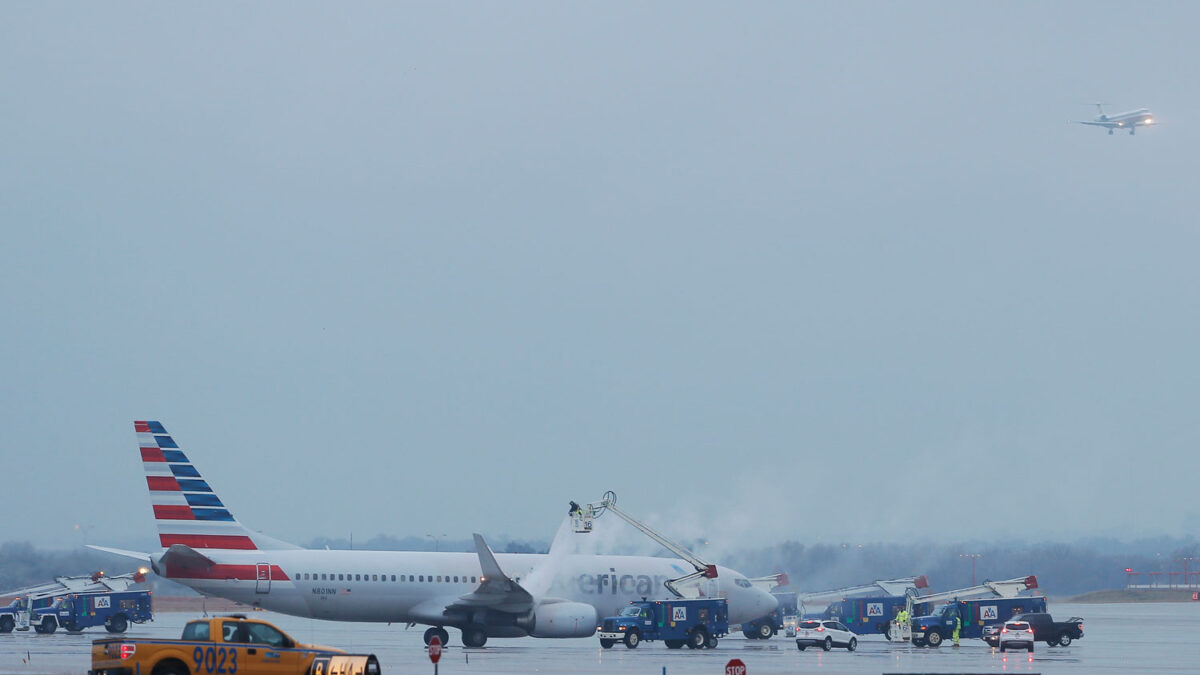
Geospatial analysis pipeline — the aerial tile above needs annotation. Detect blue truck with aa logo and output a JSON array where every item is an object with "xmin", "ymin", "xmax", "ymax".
[
  {"xmin": 911, "ymin": 596, "xmax": 1046, "ymax": 647},
  {"xmin": 598, "ymin": 598, "xmax": 728, "ymax": 649},
  {"xmin": 818, "ymin": 595, "xmax": 917, "ymax": 637},
  {"xmin": 29, "ymin": 590, "xmax": 152, "ymax": 634}
]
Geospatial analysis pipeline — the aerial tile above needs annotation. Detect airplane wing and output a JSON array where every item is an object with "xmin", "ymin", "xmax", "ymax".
[
  {"xmin": 1074, "ymin": 120, "xmax": 1117, "ymax": 128},
  {"xmin": 407, "ymin": 534, "xmax": 536, "ymax": 624},
  {"xmin": 87, "ymin": 545, "xmax": 155, "ymax": 562}
]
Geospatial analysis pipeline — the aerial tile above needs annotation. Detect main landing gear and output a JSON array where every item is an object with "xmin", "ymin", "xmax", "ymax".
[{"xmin": 423, "ymin": 626, "xmax": 450, "ymax": 646}]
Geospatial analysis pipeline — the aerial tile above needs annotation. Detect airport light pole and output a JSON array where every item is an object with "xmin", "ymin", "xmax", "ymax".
[
  {"xmin": 1181, "ymin": 557, "xmax": 1196, "ymax": 588},
  {"xmin": 960, "ymin": 553, "xmax": 982, "ymax": 586},
  {"xmin": 427, "ymin": 533, "xmax": 447, "ymax": 552}
]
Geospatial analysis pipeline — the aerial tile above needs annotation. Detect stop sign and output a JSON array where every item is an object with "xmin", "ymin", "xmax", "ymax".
[
  {"xmin": 428, "ymin": 635, "xmax": 443, "ymax": 664},
  {"xmin": 725, "ymin": 658, "xmax": 746, "ymax": 675}
]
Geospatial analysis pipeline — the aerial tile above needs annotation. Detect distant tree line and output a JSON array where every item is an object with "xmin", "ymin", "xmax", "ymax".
[{"xmin": 719, "ymin": 537, "xmax": 1200, "ymax": 597}]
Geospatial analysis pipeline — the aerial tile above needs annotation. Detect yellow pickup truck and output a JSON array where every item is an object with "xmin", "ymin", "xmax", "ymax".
[{"xmin": 89, "ymin": 615, "xmax": 380, "ymax": 675}]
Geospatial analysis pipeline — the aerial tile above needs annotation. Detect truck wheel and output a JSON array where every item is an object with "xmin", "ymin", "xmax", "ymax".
[
  {"xmin": 757, "ymin": 622, "xmax": 774, "ymax": 639},
  {"xmin": 847, "ymin": 637, "xmax": 857, "ymax": 652},
  {"xmin": 108, "ymin": 615, "xmax": 129, "ymax": 633},
  {"xmin": 687, "ymin": 629, "xmax": 706, "ymax": 649},
  {"xmin": 152, "ymin": 661, "xmax": 189, "ymax": 675},
  {"xmin": 742, "ymin": 629, "xmax": 758, "ymax": 639},
  {"xmin": 822, "ymin": 636, "xmax": 832, "ymax": 651},
  {"xmin": 797, "ymin": 644, "xmax": 806, "ymax": 651},
  {"xmin": 42, "ymin": 617, "xmax": 57, "ymax": 634},
  {"xmin": 883, "ymin": 625, "xmax": 891, "ymax": 641},
  {"xmin": 911, "ymin": 637, "xmax": 926, "ymax": 647},
  {"xmin": 926, "ymin": 631, "xmax": 942, "ymax": 647},
  {"xmin": 665, "ymin": 639, "xmax": 684, "ymax": 649},
  {"xmin": 600, "ymin": 639, "xmax": 615, "ymax": 649},
  {"xmin": 0, "ymin": 616, "xmax": 13, "ymax": 633},
  {"xmin": 624, "ymin": 630, "xmax": 640, "ymax": 648},
  {"xmin": 705, "ymin": 635, "xmax": 718, "ymax": 648},
  {"xmin": 1057, "ymin": 633, "xmax": 1071, "ymax": 647}
]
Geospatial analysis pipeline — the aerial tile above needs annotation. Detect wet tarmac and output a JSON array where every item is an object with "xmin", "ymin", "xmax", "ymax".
[{"xmin": 2, "ymin": 602, "xmax": 1196, "ymax": 674}]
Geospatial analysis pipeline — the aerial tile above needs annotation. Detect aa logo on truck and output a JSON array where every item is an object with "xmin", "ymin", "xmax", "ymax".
[
  {"xmin": 94, "ymin": 597, "xmax": 111, "ymax": 609},
  {"xmin": 672, "ymin": 606, "xmax": 687, "ymax": 622},
  {"xmin": 866, "ymin": 603, "xmax": 883, "ymax": 617},
  {"xmin": 981, "ymin": 605, "xmax": 998, "ymax": 620}
]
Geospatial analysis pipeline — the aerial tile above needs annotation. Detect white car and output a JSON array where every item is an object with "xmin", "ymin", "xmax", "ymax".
[
  {"xmin": 998, "ymin": 620, "xmax": 1035, "ymax": 653},
  {"xmin": 795, "ymin": 619, "xmax": 857, "ymax": 652}
]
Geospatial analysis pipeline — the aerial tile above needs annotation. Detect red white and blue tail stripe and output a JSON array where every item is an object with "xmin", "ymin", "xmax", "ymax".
[{"xmin": 136, "ymin": 421, "xmax": 284, "ymax": 551}]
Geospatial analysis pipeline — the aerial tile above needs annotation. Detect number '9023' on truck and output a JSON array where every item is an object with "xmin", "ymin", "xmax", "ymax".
[{"xmin": 89, "ymin": 615, "xmax": 379, "ymax": 675}]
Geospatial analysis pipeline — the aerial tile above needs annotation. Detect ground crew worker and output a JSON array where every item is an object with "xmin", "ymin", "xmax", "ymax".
[{"xmin": 952, "ymin": 613, "xmax": 962, "ymax": 647}]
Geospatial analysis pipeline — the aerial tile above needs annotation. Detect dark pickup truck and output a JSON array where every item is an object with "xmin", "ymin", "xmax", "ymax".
[{"xmin": 983, "ymin": 612, "xmax": 1083, "ymax": 647}]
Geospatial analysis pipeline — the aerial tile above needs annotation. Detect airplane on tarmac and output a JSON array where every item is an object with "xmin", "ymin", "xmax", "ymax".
[
  {"xmin": 92, "ymin": 421, "xmax": 777, "ymax": 647},
  {"xmin": 1073, "ymin": 104, "xmax": 1156, "ymax": 135}
]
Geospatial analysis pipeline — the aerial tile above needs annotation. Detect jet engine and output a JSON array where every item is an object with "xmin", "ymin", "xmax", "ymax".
[{"xmin": 514, "ymin": 600, "xmax": 597, "ymax": 638}]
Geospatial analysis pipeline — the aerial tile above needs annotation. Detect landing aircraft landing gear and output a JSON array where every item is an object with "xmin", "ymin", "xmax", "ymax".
[
  {"xmin": 423, "ymin": 626, "xmax": 450, "ymax": 646},
  {"xmin": 461, "ymin": 625, "xmax": 487, "ymax": 648}
]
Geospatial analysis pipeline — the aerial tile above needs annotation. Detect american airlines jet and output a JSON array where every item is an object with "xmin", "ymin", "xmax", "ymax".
[
  {"xmin": 93, "ymin": 422, "xmax": 777, "ymax": 647},
  {"xmin": 1073, "ymin": 104, "xmax": 1156, "ymax": 135}
]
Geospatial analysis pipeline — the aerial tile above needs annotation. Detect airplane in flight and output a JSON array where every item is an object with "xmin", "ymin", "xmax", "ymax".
[
  {"xmin": 92, "ymin": 421, "xmax": 777, "ymax": 647},
  {"xmin": 1074, "ymin": 104, "xmax": 1156, "ymax": 135}
]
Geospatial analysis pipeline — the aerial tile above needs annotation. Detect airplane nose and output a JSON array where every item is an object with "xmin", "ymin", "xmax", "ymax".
[{"xmin": 754, "ymin": 589, "xmax": 778, "ymax": 618}]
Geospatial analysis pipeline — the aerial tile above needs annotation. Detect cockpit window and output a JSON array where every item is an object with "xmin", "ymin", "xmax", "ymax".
[{"xmin": 734, "ymin": 578, "xmax": 752, "ymax": 588}]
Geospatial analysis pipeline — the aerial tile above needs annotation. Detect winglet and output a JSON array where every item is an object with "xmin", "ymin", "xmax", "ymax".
[{"xmin": 473, "ymin": 533, "xmax": 507, "ymax": 581}]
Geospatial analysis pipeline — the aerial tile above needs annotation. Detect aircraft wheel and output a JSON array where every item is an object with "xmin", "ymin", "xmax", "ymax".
[
  {"xmin": 423, "ymin": 627, "xmax": 445, "ymax": 645},
  {"xmin": 462, "ymin": 626, "xmax": 487, "ymax": 648}
]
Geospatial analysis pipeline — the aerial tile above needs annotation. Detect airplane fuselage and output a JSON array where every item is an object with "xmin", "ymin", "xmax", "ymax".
[{"xmin": 156, "ymin": 548, "xmax": 770, "ymax": 627}]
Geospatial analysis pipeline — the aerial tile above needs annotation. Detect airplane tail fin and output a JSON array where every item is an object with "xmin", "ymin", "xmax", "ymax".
[
  {"xmin": 1093, "ymin": 102, "xmax": 1108, "ymax": 120},
  {"xmin": 135, "ymin": 421, "xmax": 299, "ymax": 551}
]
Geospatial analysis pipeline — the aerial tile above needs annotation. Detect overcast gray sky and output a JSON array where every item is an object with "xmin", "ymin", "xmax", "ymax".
[{"xmin": 2, "ymin": 2, "xmax": 1198, "ymax": 551}]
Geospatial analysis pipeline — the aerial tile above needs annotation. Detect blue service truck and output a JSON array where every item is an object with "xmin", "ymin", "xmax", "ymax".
[
  {"xmin": 29, "ymin": 590, "xmax": 152, "ymax": 634},
  {"xmin": 741, "ymin": 592, "xmax": 797, "ymax": 639},
  {"xmin": 818, "ymin": 595, "xmax": 917, "ymax": 637},
  {"xmin": 911, "ymin": 596, "xmax": 1046, "ymax": 647},
  {"xmin": 598, "ymin": 598, "xmax": 728, "ymax": 649},
  {"xmin": 0, "ymin": 596, "xmax": 55, "ymax": 633}
]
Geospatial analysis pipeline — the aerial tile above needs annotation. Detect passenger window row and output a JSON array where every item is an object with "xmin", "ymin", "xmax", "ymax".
[{"xmin": 295, "ymin": 572, "xmax": 480, "ymax": 584}]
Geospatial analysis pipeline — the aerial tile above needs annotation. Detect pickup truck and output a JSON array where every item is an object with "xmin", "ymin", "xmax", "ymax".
[
  {"xmin": 1012, "ymin": 612, "xmax": 1083, "ymax": 647},
  {"xmin": 89, "ymin": 615, "xmax": 380, "ymax": 675}
]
